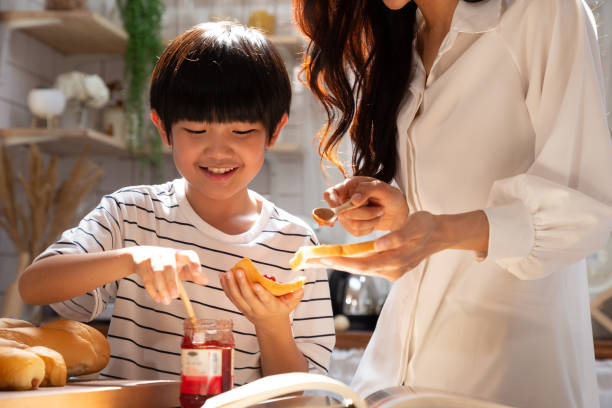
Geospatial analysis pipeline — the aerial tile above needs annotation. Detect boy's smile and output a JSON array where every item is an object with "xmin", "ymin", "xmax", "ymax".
[
  {"xmin": 172, "ymin": 120, "xmax": 267, "ymax": 203},
  {"xmin": 204, "ymin": 167, "xmax": 237, "ymax": 175}
]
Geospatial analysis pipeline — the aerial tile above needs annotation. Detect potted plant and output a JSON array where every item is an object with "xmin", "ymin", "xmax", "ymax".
[{"xmin": 116, "ymin": 0, "xmax": 165, "ymax": 167}]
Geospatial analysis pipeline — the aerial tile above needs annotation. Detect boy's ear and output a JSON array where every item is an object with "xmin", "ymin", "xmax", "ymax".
[
  {"xmin": 267, "ymin": 113, "xmax": 289, "ymax": 148},
  {"xmin": 150, "ymin": 110, "xmax": 171, "ymax": 146}
]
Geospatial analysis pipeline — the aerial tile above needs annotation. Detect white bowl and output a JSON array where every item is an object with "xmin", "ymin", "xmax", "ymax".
[{"xmin": 27, "ymin": 88, "xmax": 66, "ymax": 118}]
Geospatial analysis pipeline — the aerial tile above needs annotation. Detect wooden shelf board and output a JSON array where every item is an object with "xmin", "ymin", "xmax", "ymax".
[
  {"xmin": 268, "ymin": 143, "xmax": 302, "ymax": 155},
  {"xmin": 0, "ymin": 127, "xmax": 130, "ymax": 157},
  {"xmin": 0, "ymin": 10, "xmax": 126, "ymax": 55},
  {"xmin": 162, "ymin": 33, "xmax": 305, "ymax": 55}
]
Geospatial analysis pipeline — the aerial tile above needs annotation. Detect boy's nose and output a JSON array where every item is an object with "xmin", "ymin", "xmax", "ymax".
[{"xmin": 203, "ymin": 138, "xmax": 234, "ymax": 158}]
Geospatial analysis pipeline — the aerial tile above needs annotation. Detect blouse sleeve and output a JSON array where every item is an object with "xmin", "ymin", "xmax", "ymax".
[{"xmin": 482, "ymin": 0, "xmax": 612, "ymax": 279}]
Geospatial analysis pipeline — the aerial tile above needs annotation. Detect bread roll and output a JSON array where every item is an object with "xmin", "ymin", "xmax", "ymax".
[
  {"xmin": 0, "ymin": 321, "xmax": 109, "ymax": 377},
  {"xmin": 0, "ymin": 318, "xmax": 35, "ymax": 329},
  {"xmin": 0, "ymin": 346, "xmax": 45, "ymax": 390},
  {"xmin": 290, "ymin": 240, "xmax": 376, "ymax": 270},
  {"xmin": 41, "ymin": 320, "xmax": 110, "ymax": 376},
  {"xmin": 0, "ymin": 338, "xmax": 28, "ymax": 349},
  {"xmin": 26, "ymin": 346, "xmax": 67, "ymax": 386}
]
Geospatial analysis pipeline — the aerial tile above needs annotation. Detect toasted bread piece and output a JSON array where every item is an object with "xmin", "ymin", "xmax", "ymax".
[
  {"xmin": 231, "ymin": 258, "xmax": 306, "ymax": 296},
  {"xmin": 290, "ymin": 240, "xmax": 376, "ymax": 271}
]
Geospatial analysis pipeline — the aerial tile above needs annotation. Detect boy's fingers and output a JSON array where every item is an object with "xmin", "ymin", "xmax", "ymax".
[
  {"xmin": 140, "ymin": 271, "xmax": 161, "ymax": 303},
  {"xmin": 164, "ymin": 265, "xmax": 179, "ymax": 299},
  {"xmin": 287, "ymin": 288, "xmax": 304, "ymax": 307},
  {"xmin": 251, "ymin": 283, "xmax": 273, "ymax": 305},
  {"xmin": 223, "ymin": 271, "xmax": 253, "ymax": 314},
  {"xmin": 150, "ymin": 255, "xmax": 172, "ymax": 305},
  {"xmin": 235, "ymin": 269, "xmax": 259, "ymax": 302},
  {"xmin": 177, "ymin": 250, "xmax": 202, "ymax": 272},
  {"xmin": 155, "ymin": 271, "xmax": 171, "ymax": 304},
  {"xmin": 176, "ymin": 252, "xmax": 206, "ymax": 284}
]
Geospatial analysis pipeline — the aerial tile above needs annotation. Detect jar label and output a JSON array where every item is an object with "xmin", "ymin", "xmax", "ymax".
[{"xmin": 180, "ymin": 348, "xmax": 223, "ymax": 395}]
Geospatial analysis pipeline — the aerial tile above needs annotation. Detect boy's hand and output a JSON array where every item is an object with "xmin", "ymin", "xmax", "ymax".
[
  {"xmin": 121, "ymin": 246, "xmax": 207, "ymax": 305},
  {"xmin": 219, "ymin": 269, "xmax": 303, "ymax": 328}
]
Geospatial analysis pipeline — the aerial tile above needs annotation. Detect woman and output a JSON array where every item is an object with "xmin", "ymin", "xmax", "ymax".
[{"xmin": 294, "ymin": 0, "xmax": 612, "ymax": 407}]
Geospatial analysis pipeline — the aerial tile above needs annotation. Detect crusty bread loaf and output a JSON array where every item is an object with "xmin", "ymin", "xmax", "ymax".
[
  {"xmin": 290, "ymin": 240, "xmax": 376, "ymax": 270},
  {"xmin": 0, "ymin": 320, "xmax": 110, "ymax": 377},
  {"xmin": 0, "ymin": 338, "xmax": 28, "ymax": 349},
  {"xmin": 0, "ymin": 346, "xmax": 45, "ymax": 390},
  {"xmin": 26, "ymin": 346, "xmax": 67, "ymax": 387},
  {"xmin": 41, "ymin": 320, "xmax": 110, "ymax": 376},
  {"xmin": 0, "ymin": 318, "xmax": 35, "ymax": 329}
]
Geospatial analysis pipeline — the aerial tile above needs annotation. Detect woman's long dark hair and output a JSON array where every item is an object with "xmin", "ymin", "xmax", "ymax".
[{"xmin": 294, "ymin": 0, "xmax": 479, "ymax": 183}]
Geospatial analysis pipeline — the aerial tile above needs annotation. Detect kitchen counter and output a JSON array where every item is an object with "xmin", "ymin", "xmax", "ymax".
[
  {"xmin": 335, "ymin": 330, "xmax": 372, "ymax": 349},
  {"xmin": 0, "ymin": 379, "xmax": 181, "ymax": 408}
]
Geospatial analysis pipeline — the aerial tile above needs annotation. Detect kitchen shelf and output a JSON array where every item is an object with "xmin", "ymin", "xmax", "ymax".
[
  {"xmin": 268, "ymin": 34, "xmax": 306, "ymax": 55},
  {"xmin": 0, "ymin": 128, "xmax": 129, "ymax": 157},
  {"xmin": 0, "ymin": 128, "xmax": 303, "ymax": 158},
  {"xmin": 163, "ymin": 33, "xmax": 305, "ymax": 56},
  {"xmin": 0, "ymin": 10, "xmax": 126, "ymax": 55},
  {"xmin": 268, "ymin": 143, "xmax": 302, "ymax": 155}
]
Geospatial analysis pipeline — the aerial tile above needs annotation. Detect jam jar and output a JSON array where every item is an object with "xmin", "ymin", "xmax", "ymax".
[{"xmin": 180, "ymin": 319, "xmax": 235, "ymax": 408}]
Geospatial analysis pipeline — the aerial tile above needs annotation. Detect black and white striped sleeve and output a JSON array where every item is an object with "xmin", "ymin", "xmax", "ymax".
[{"xmin": 34, "ymin": 195, "xmax": 124, "ymax": 322}]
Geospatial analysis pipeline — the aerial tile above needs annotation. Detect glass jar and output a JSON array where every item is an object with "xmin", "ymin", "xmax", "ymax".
[{"xmin": 180, "ymin": 319, "xmax": 235, "ymax": 408}]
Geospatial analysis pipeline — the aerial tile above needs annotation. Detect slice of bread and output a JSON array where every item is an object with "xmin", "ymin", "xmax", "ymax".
[
  {"xmin": 290, "ymin": 240, "xmax": 376, "ymax": 271},
  {"xmin": 231, "ymin": 258, "xmax": 306, "ymax": 296}
]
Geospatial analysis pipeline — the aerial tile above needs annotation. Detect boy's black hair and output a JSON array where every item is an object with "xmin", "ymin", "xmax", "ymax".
[{"xmin": 150, "ymin": 21, "xmax": 291, "ymax": 143}]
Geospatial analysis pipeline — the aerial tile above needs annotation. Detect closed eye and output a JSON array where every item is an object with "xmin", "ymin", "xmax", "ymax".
[
  {"xmin": 183, "ymin": 127, "xmax": 207, "ymax": 134},
  {"xmin": 233, "ymin": 129, "xmax": 257, "ymax": 135}
]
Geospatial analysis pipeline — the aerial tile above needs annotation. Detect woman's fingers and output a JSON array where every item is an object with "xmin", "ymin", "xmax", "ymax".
[
  {"xmin": 324, "ymin": 176, "xmax": 376, "ymax": 207},
  {"xmin": 338, "ymin": 217, "xmax": 379, "ymax": 236},
  {"xmin": 305, "ymin": 246, "xmax": 420, "ymax": 282}
]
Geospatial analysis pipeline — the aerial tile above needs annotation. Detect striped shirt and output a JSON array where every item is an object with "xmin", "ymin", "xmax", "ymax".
[{"xmin": 35, "ymin": 178, "xmax": 335, "ymax": 384}]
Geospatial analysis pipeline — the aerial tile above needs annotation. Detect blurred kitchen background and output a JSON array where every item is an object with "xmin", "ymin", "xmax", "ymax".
[{"xmin": 0, "ymin": 0, "xmax": 610, "ymax": 395}]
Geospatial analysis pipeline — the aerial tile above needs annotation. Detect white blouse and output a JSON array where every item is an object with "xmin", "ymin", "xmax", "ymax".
[{"xmin": 351, "ymin": 0, "xmax": 612, "ymax": 407}]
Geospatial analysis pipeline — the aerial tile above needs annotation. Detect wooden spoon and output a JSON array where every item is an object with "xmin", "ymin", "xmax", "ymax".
[
  {"xmin": 312, "ymin": 200, "xmax": 362, "ymax": 227},
  {"xmin": 177, "ymin": 280, "xmax": 198, "ymax": 326}
]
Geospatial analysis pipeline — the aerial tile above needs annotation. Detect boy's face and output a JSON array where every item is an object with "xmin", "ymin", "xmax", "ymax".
[{"xmin": 164, "ymin": 119, "xmax": 277, "ymax": 204}]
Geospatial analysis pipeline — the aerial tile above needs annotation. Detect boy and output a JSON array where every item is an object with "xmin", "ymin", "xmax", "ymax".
[{"xmin": 19, "ymin": 21, "xmax": 335, "ymax": 385}]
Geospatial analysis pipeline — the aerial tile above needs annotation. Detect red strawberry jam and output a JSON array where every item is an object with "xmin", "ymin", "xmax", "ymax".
[{"xmin": 180, "ymin": 319, "xmax": 234, "ymax": 408}]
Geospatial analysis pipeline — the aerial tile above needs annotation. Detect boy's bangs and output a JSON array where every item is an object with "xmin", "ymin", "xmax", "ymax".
[
  {"xmin": 150, "ymin": 21, "xmax": 291, "ymax": 140},
  {"xmin": 170, "ymin": 55, "xmax": 268, "ymax": 125}
]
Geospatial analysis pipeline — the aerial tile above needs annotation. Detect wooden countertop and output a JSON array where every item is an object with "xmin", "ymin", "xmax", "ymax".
[
  {"xmin": 335, "ymin": 330, "xmax": 372, "ymax": 350},
  {"xmin": 0, "ymin": 379, "xmax": 180, "ymax": 408}
]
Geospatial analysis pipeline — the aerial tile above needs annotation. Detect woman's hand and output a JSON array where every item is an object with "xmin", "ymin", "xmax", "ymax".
[
  {"xmin": 219, "ymin": 269, "xmax": 303, "ymax": 328},
  {"xmin": 306, "ymin": 210, "xmax": 490, "ymax": 281},
  {"xmin": 324, "ymin": 176, "xmax": 409, "ymax": 235},
  {"xmin": 121, "ymin": 246, "xmax": 207, "ymax": 304}
]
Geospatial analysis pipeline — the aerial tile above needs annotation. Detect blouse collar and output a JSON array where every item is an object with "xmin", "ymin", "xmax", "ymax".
[
  {"xmin": 416, "ymin": 0, "xmax": 503, "ymax": 35},
  {"xmin": 452, "ymin": 0, "xmax": 503, "ymax": 34}
]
